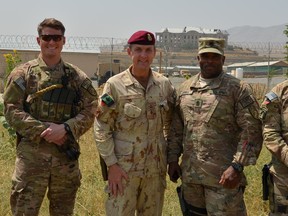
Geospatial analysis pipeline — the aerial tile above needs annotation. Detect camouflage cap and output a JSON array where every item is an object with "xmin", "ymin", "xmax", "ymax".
[
  {"xmin": 198, "ymin": 37, "xmax": 225, "ymax": 55},
  {"xmin": 127, "ymin": 30, "xmax": 155, "ymax": 45}
]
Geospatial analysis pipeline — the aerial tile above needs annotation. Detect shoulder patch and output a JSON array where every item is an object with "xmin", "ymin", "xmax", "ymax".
[
  {"xmin": 101, "ymin": 93, "xmax": 114, "ymax": 107},
  {"xmin": 81, "ymin": 78, "xmax": 97, "ymax": 96},
  {"xmin": 14, "ymin": 77, "xmax": 26, "ymax": 91},
  {"xmin": 265, "ymin": 91, "xmax": 278, "ymax": 102},
  {"xmin": 240, "ymin": 95, "xmax": 254, "ymax": 109}
]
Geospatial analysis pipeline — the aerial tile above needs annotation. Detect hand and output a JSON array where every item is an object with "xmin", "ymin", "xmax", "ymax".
[
  {"xmin": 40, "ymin": 123, "xmax": 67, "ymax": 145},
  {"xmin": 168, "ymin": 161, "xmax": 182, "ymax": 183},
  {"xmin": 219, "ymin": 166, "xmax": 242, "ymax": 189},
  {"xmin": 108, "ymin": 164, "xmax": 129, "ymax": 197}
]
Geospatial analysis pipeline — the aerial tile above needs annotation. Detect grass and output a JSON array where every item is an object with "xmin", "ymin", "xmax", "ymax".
[
  {"xmin": 0, "ymin": 125, "xmax": 271, "ymax": 216},
  {"xmin": 0, "ymin": 82, "xmax": 270, "ymax": 215}
]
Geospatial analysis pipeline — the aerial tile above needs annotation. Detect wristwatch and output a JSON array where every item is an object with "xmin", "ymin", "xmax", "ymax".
[
  {"xmin": 64, "ymin": 122, "xmax": 71, "ymax": 134},
  {"xmin": 231, "ymin": 162, "xmax": 244, "ymax": 173}
]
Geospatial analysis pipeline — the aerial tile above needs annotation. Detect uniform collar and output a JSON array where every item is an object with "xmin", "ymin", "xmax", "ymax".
[
  {"xmin": 190, "ymin": 71, "xmax": 225, "ymax": 90},
  {"xmin": 37, "ymin": 55, "xmax": 64, "ymax": 72},
  {"xmin": 121, "ymin": 65, "xmax": 160, "ymax": 88}
]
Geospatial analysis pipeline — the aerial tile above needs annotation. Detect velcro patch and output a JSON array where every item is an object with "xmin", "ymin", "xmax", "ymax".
[
  {"xmin": 101, "ymin": 93, "xmax": 114, "ymax": 107},
  {"xmin": 81, "ymin": 78, "xmax": 92, "ymax": 89},
  {"xmin": 240, "ymin": 95, "xmax": 254, "ymax": 108},
  {"xmin": 14, "ymin": 77, "xmax": 26, "ymax": 91},
  {"xmin": 265, "ymin": 91, "xmax": 278, "ymax": 102},
  {"xmin": 81, "ymin": 78, "xmax": 97, "ymax": 96}
]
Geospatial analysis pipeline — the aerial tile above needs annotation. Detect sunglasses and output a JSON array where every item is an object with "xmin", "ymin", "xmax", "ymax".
[{"xmin": 40, "ymin": 35, "xmax": 63, "ymax": 42}]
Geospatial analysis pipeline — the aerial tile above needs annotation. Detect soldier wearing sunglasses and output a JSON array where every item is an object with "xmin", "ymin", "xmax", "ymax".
[{"xmin": 3, "ymin": 18, "xmax": 98, "ymax": 215}]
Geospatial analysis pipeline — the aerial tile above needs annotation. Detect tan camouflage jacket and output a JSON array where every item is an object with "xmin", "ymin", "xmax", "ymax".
[
  {"xmin": 167, "ymin": 72, "xmax": 263, "ymax": 187},
  {"xmin": 261, "ymin": 80, "xmax": 288, "ymax": 185},
  {"xmin": 3, "ymin": 56, "xmax": 98, "ymax": 143},
  {"xmin": 94, "ymin": 67, "xmax": 176, "ymax": 176}
]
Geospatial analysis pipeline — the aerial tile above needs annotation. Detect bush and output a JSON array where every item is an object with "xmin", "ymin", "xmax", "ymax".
[{"xmin": 3, "ymin": 50, "xmax": 22, "ymax": 84}]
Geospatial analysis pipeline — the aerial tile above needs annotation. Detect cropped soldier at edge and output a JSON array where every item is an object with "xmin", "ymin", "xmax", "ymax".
[{"xmin": 261, "ymin": 81, "xmax": 288, "ymax": 215}]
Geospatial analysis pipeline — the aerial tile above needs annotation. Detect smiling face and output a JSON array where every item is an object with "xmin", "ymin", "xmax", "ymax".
[
  {"xmin": 197, "ymin": 52, "xmax": 225, "ymax": 79},
  {"xmin": 127, "ymin": 44, "xmax": 156, "ymax": 73},
  {"xmin": 37, "ymin": 27, "xmax": 65, "ymax": 62}
]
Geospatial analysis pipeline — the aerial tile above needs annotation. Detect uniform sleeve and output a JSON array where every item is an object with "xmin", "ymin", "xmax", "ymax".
[
  {"xmin": 3, "ymin": 67, "xmax": 48, "ymax": 142},
  {"xmin": 65, "ymin": 69, "xmax": 98, "ymax": 140},
  {"xmin": 233, "ymin": 82, "xmax": 263, "ymax": 166},
  {"xmin": 93, "ymin": 82, "xmax": 118, "ymax": 167},
  {"xmin": 261, "ymin": 88, "xmax": 288, "ymax": 166},
  {"xmin": 167, "ymin": 94, "xmax": 184, "ymax": 163},
  {"xmin": 162, "ymin": 80, "xmax": 176, "ymax": 138}
]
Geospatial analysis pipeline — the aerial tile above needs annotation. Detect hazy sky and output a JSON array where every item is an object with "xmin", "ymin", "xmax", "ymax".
[{"xmin": 1, "ymin": 0, "xmax": 287, "ymax": 39}]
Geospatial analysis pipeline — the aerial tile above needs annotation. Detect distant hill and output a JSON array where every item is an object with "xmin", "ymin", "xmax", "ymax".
[{"xmin": 227, "ymin": 24, "xmax": 287, "ymax": 43}]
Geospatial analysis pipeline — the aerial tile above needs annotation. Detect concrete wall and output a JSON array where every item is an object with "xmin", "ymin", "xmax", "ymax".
[{"xmin": 0, "ymin": 49, "xmax": 99, "ymax": 79}]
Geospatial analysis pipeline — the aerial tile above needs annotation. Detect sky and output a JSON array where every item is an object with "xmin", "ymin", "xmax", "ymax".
[{"xmin": 0, "ymin": 0, "xmax": 287, "ymax": 39}]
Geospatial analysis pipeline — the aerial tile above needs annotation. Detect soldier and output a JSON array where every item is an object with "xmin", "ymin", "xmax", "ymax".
[
  {"xmin": 3, "ymin": 18, "xmax": 98, "ymax": 215},
  {"xmin": 94, "ymin": 30, "xmax": 176, "ymax": 215},
  {"xmin": 167, "ymin": 37, "xmax": 263, "ymax": 215},
  {"xmin": 261, "ymin": 81, "xmax": 288, "ymax": 215}
]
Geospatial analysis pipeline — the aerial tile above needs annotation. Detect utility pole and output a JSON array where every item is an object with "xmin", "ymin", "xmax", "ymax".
[
  {"xmin": 110, "ymin": 38, "xmax": 114, "ymax": 77},
  {"xmin": 159, "ymin": 51, "xmax": 162, "ymax": 73},
  {"xmin": 267, "ymin": 42, "xmax": 271, "ymax": 90},
  {"xmin": 164, "ymin": 46, "xmax": 168, "ymax": 75}
]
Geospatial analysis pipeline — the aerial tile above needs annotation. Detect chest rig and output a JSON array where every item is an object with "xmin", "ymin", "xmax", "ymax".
[{"xmin": 24, "ymin": 61, "xmax": 81, "ymax": 123}]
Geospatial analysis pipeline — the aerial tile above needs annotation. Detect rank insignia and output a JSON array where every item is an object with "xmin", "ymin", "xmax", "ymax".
[
  {"xmin": 101, "ymin": 93, "xmax": 114, "ymax": 107},
  {"xmin": 147, "ymin": 33, "xmax": 152, "ymax": 41},
  {"xmin": 195, "ymin": 99, "xmax": 203, "ymax": 108}
]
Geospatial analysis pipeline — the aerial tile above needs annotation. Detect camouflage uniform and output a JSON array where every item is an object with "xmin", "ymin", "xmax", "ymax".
[
  {"xmin": 94, "ymin": 67, "xmax": 175, "ymax": 216},
  {"xmin": 261, "ymin": 80, "xmax": 288, "ymax": 215},
  {"xmin": 167, "ymin": 72, "xmax": 263, "ymax": 215},
  {"xmin": 3, "ymin": 56, "xmax": 98, "ymax": 216}
]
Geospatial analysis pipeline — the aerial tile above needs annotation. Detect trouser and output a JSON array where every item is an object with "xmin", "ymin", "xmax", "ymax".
[
  {"xmin": 105, "ymin": 174, "xmax": 166, "ymax": 216},
  {"xmin": 268, "ymin": 174, "xmax": 288, "ymax": 215},
  {"xmin": 181, "ymin": 182, "xmax": 247, "ymax": 216},
  {"xmin": 10, "ymin": 140, "xmax": 81, "ymax": 216}
]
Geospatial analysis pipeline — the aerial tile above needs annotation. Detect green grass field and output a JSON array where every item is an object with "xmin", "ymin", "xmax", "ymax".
[
  {"xmin": 0, "ymin": 82, "xmax": 270, "ymax": 215},
  {"xmin": 0, "ymin": 125, "xmax": 270, "ymax": 216}
]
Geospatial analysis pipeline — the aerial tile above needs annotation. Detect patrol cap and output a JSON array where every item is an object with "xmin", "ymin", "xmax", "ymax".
[
  {"xmin": 128, "ymin": 30, "xmax": 155, "ymax": 45},
  {"xmin": 198, "ymin": 37, "xmax": 225, "ymax": 55}
]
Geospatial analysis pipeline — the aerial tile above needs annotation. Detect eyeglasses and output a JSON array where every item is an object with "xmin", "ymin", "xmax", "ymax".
[{"xmin": 40, "ymin": 35, "xmax": 63, "ymax": 42}]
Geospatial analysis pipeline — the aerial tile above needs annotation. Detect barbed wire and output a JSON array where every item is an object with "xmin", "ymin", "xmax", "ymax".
[
  {"xmin": 0, "ymin": 35, "xmax": 127, "ymax": 52},
  {"xmin": 0, "ymin": 35, "xmax": 286, "ymax": 55},
  {"xmin": 229, "ymin": 42, "xmax": 286, "ymax": 55}
]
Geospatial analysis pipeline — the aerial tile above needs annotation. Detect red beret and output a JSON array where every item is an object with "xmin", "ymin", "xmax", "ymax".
[{"xmin": 127, "ymin": 30, "xmax": 155, "ymax": 45}]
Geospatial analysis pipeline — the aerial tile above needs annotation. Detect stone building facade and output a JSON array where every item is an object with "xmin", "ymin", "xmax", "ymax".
[{"xmin": 156, "ymin": 27, "xmax": 229, "ymax": 51}]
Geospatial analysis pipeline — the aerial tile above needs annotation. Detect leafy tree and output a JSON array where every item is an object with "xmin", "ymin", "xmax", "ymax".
[{"xmin": 284, "ymin": 25, "xmax": 288, "ymax": 61}]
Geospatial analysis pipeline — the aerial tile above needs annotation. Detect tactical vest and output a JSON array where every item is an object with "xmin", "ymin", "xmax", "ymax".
[{"xmin": 23, "ymin": 60, "xmax": 81, "ymax": 123}]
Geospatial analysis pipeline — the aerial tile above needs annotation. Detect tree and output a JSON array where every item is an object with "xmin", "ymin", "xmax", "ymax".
[{"xmin": 284, "ymin": 25, "xmax": 288, "ymax": 61}]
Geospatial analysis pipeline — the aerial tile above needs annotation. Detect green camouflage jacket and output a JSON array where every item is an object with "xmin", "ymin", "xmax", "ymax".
[
  {"xmin": 167, "ymin": 72, "xmax": 263, "ymax": 187},
  {"xmin": 261, "ymin": 80, "xmax": 288, "ymax": 185},
  {"xmin": 3, "ymin": 56, "xmax": 98, "ymax": 143}
]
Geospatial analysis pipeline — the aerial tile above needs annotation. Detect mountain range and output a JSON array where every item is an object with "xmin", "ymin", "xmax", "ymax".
[{"xmin": 227, "ymin": 23, "xmax": 287, "ymax": 43}]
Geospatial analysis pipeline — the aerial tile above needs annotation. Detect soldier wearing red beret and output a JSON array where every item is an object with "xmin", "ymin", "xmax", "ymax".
[{"xmin": 94, "ymin": 30, "xmax": 176, "ymax": 215}]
